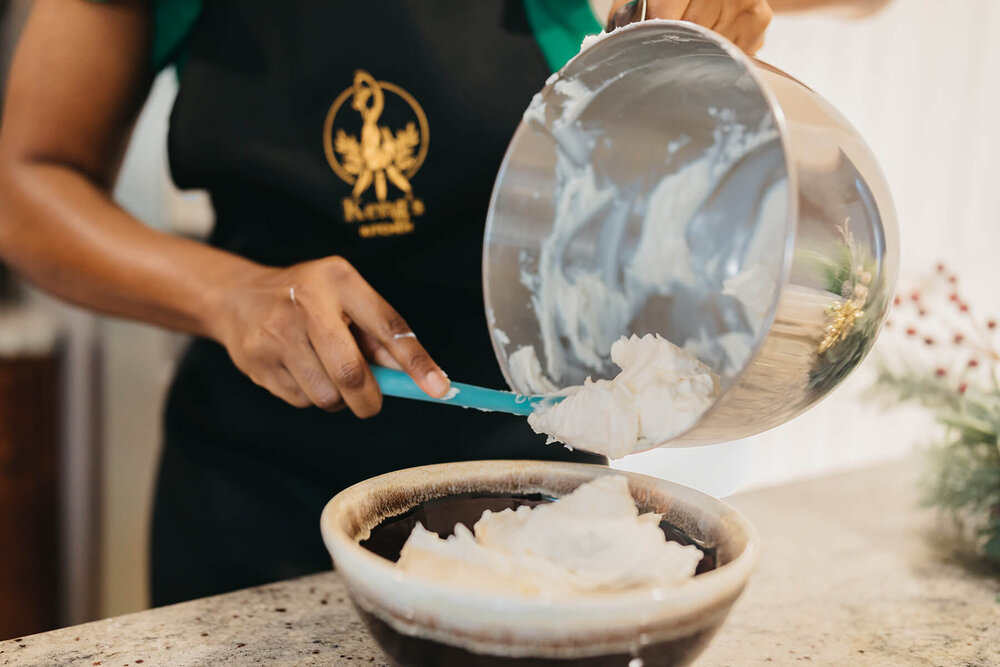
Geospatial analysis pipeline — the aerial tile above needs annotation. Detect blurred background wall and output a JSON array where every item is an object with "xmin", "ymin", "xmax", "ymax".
[
  {"xmin": 617, "ymin": 0, "xmax": 1000, "ymax": 493},
  {"xmin": 0, "ymin": 0, "xmax": 997, "ymax": 630},
  {"xmin": 0, "ymin": 0, "xmax": 99, "ymax": 636}
]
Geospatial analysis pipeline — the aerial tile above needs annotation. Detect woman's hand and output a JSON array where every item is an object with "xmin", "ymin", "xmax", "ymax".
[
  {"xmin": 0, "ymin": 3, "xmax": 447, "ymax": 421},
  {"xmin": 210, "ymin": 256, "xmax": 450, "ymax": 417},
  {"xmin": 607, "ymin": 0, "xmax": 773, "ymax": 54}
]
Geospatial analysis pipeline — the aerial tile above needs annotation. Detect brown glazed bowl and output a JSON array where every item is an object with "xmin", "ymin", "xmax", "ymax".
[{"xmin": 320, "ymin": 460, "xmax": 759, "ymax": 666}]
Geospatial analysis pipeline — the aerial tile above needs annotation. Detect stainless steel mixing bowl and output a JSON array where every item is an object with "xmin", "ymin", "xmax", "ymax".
[{"xmin": 483, "ymin": 20, "xmax": 898, "ymax": 447}]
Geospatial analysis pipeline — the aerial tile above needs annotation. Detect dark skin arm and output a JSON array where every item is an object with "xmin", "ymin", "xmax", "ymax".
[{"xmin": 0, "ymin": 0, "xmax": 450, "ymax": 417}]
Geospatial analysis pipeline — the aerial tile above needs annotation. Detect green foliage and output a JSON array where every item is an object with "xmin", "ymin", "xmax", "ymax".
[{"xmin": 875, "ymin": 365, "xmax": 1000, "ymax": 568}]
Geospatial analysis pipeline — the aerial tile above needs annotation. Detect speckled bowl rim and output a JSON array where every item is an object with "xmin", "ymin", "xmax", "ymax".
[{"xmin": 320, "ymin": 460, "xmax": 759, "ymax": 659}]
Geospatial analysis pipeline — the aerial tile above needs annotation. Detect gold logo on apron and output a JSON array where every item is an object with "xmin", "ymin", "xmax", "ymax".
[{"xmin": 323, "ymin": 70, "xmax": 429, "ymax": 238}]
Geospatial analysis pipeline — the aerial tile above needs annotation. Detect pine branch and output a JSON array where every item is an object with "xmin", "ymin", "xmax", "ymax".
[{"xmin": 874, "ymin": 341, "xmax": 1000, "ymax": 567}]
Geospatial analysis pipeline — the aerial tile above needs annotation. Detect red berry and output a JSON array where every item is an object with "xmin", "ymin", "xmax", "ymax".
[
  {"xmin": 924, "ymin": 337, "xmax": 935, "ymax": 345},
  {"xmin": 910, "ymin": 291, "xmax": 921, "ymax": 301},
  {"xmin": 968, "ymin": 359, "xmax": 979, "ymax": 368},
  {"xmin": 948, "ymin": 276, "xmax": 957, "ymax": 284},
  {"xmin": 958, "ymin": 383, "xmax": 968, "ymax": 395},
  {"xmin": 893, "ymin": 296, "xmax": 902, "ymax": 307},
  {"xmin": 954, "ymin": 333, "xmax": 964, "ymax": 344},
  {"xmin": 949, "ymin": 293, "xmax": 959, "ymax": 302},
  {"xmin": 906, "ymin": 327, "xmax": 917, "ymax": 336},
  {"xmin": 988, "ymin": 320, "xmax": 997, "ymax": 330},
  {"xmin": 959, "ymin": 303, "xmax": 969, "ymax": 312},
  {"xmin": 935, "ymin": 368, "xmax": 947, "ymax": 377}
]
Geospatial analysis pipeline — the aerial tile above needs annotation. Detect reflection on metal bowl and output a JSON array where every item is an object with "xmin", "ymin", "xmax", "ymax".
[{"xmin": 483, "ymin": 20, "xmax": 898, "ymax": 448}]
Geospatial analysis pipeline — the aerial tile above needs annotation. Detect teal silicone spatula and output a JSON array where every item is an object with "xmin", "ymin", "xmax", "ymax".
[{"xmin": 370, "ymin": 366, "xmax": 559, "ymax": 416}]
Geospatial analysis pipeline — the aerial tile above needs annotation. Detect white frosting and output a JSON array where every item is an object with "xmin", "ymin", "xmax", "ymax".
[
  {"xmin": 507, "ymin": 21, "xmax": 790, "ymax": 398},
  {"xmin": 519, "ymin": 85, "xmax": 782, "ymax": 391},
  {"xmin": 527, "ymin": 334, "xmax": 719, "ymax": 458},
  {"xmin": 507, "ymin": 346, "xmax": 558, "ymax": 395},
  {"xmin": 624, "ymin": 156, "xmax": 705, "ymax": 294},
  {"xmin": 395, "ymin": 475, "xmax": 703, "ymax": 597},
  {"xmin": 492, "ymin": 328, "xmax": 511, "ymax": 346},
  {"xmin": 521, "ymin": 91, "xmax": 547, "ymax": 126},
  {"xmin": 531, "ymin": 162, "xmax": 627, "ymax": 378}
]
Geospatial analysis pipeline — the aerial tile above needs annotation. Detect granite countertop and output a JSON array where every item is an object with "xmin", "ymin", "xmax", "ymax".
[{"xmin": 3, "ymin": 459, "xmax": 999, "ymax": 666}]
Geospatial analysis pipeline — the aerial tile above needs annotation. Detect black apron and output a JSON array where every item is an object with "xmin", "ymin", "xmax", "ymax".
[{"xmin": 153, "ymin": 0, "xmax": 604, "ymax": 606}]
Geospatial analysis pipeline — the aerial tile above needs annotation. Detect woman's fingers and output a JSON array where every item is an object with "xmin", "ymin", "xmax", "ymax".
[
  {"xmin": 357, "ymin": 307, "xmax": 450, "ymax": 397},
  {"xmin": 646, "ymin": 0, "xmax": 694, "ymax": 20},
  {"xmin": 607, "ymin": 0, "xmax": 641, "ymax": 28},
  {"xmin": 611, "ymin": 0, "xmax": 772, "ymax": 55},
  {"xmin": 305, "ymin": 313, "xmax": 382, "ymax": 418},
  {"xmin": 263, "ymin": 366, "xmax": 313, "ymax": 409},
  {"xmin": 609, "ymin": 0, "xmax": 691, "ymax": 27},
  {"xmin": 714, "ymin": 1, "xmax": 771, "ymax": 52},
  {"xmin": 284, "ymin": 259, "xmax": 381, "ymax": 417},
  {"xmin": 217, "ymin": 256, "xmax": 447, "ymax": 415},
  {"xmin": 734, "ymin": 28, "xmax": 767, "ymax": 55},
  {"xmin": 280, "ymin": 341, "xmax": 347, "ymax": 412},
  {"xmin": 354, "ymin": 327, "xmax": 403, "ymax": 371},
  {"xmin": 681, "ymin": 0, "xmax": 723, "ymax": 27},
  {"xmin": 335, "ymin": 270, "xmax": 450, "ymax": 399},
  {"xmin": 381, "ymin": 329, "xmax": 450, "ymax": 397}
]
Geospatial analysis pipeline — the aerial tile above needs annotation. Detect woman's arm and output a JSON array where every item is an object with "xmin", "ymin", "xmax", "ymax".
[
  {"xmin": 0, "ymin": 0, "xmax": 449, "ymax": 417},
  {"xmin": 0, "ymin": 0, "xmax": 214, "ymax": 331}
]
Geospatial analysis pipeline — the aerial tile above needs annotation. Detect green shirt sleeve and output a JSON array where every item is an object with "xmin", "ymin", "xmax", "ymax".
[
  {"xmin": 522, "ymin": 0, "xmax": 603, "ymax": 73},
  {"xmin": 150, "ymin": 0, "xmax": 202, "ymax": 72},
  {"xmin": 156, "ymin": 1, "xmax": 600, "ymax": 75},
  {"xmin": 88, "ymin": 0, "xmax": 201, "ymax": 72},
  {"xmin": 93, "ymin": 1, "xmax": 596, "ymax": 75}
]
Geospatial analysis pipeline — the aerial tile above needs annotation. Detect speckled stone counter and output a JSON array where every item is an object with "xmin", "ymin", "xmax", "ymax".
[
  {"xmin": 3, "ymin": 459, "xmax": 998, "ymax": 666},
  {"xmin": 698, "ymin": 460, "xmax": 1000, "ymax": 666},
  {"xmin": 0, "ymin": 576, "xmax": 384, "ymax": 666}
]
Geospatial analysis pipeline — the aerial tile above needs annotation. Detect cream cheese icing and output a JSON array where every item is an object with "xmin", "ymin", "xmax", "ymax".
[
  {"xmin": 506, "ymin": 21, "xmax": 787, "ymax": 394},
  {"xmin": 507, "ymin": 346, "xmax": 559, "ymax": 395},
  {"xmin": 395, "ymin": 475, "xmax": 702, "ymax": 597},
  {"xmin": 526, "ymin": 333, "xmax": 719, "ymax": 459}
]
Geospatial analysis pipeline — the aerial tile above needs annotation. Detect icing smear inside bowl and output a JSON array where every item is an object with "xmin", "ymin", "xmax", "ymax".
[{"xmin": 395, "ymin": 475, "xmax": 703, "ymax": 596}]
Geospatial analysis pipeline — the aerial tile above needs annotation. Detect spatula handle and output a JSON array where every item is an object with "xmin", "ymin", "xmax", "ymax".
[{"xmin": 370, "ymin": 366, "xmax": 553, "ymax": 416}]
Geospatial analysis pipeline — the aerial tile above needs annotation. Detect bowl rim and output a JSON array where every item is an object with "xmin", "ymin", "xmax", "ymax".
[{"xmin": 320, "ymin": 459, "xmax": 760, "ymax": 657}]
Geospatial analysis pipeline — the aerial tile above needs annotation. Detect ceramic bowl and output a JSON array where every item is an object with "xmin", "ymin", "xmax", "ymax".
[{"xmin": 320, "ymin": 460, "xmax": 759, "ymax": 666}]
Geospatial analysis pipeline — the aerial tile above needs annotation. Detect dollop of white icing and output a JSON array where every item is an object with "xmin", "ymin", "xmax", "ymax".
[
  {"xmin": 508, "ymin": 346, "xmax": 559, "ymax": 395},
  {"xmin": 527, "ymin": 334, "xmax": 719, "ymax": 459},
  {"xmin": 395, "ymin": 475, "xmax": 702, "ymax": 597}
]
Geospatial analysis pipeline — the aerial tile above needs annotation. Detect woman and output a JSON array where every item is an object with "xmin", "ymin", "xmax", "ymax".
[{"xmin": 0, "ymin": 0, "xmax": 777, "ymax": 605}]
